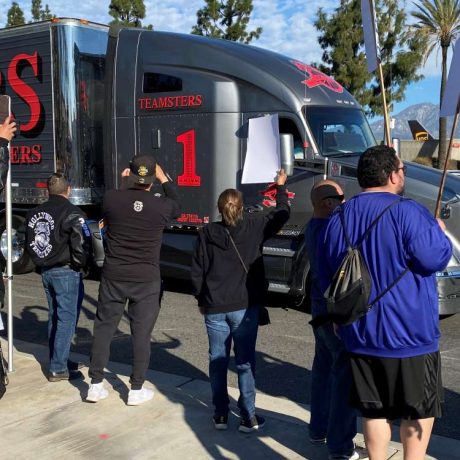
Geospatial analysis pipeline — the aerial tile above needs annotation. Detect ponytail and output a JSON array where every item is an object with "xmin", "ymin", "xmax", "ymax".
[{"xmin": 217, "ymin": 189, "xmax": 243, "ymax": 226}]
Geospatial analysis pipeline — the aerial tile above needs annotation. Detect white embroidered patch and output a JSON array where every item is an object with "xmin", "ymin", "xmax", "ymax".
[
  {"xmin": 28, "ymin": 211, "xmax": 55, "ymax": 258},
  {"xmin": 133, "ymin": 200, "xmax": 144, "ymax": 212}
]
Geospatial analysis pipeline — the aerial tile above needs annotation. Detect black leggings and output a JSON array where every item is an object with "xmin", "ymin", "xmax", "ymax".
[{"xmin": 89, "ymin": 277, "xmax": 161, "ymax": 389}]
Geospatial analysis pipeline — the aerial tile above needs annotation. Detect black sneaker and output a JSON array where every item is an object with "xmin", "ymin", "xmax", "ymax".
[
  {"xmin": 67, "ymin": 360, "xmax": 85, "ymax": 371},
  {"xmin": 238, "ymin": 415, "xmax": 265, "ymax": 433},
  {"xmin": 213, "ymin": 414, "xmax": 228, "ymax": 430},
  {"xmin": 48, "ymin": 370, "xmax": 83, "ymax": 382}
]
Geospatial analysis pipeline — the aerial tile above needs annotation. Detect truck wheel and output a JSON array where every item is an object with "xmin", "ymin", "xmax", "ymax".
[{"xmin": 0, "ymin": 215, "xmax": 35, "ymax": 274}]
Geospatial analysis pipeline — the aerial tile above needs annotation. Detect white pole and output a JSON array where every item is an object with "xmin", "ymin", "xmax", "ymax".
[
  {"xmin": 3, "ymin": 95, "xmax": 14, "ymax": 372},
  {"xmin": 6, "ymin": 151, "xmax": 13, "ymax": 372}
]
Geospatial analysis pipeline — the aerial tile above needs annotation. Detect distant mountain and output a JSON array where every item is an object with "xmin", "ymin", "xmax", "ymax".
[{"xmin": 370, "ymin": 103, "xmax": 440, "ymax": 140}]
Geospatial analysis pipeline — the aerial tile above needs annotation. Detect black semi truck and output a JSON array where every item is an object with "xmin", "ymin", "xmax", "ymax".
[{"xmin": 1, "ymin": 18, "xmax": 460, "ymax": 314}]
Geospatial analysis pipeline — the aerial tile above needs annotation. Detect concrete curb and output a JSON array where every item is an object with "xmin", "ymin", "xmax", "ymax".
[{"xmin": 1, "ymin": 337, "xmax": 459, "ymax": 459}]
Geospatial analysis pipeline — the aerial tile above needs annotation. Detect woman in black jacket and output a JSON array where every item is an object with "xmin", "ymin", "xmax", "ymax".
[{"xmin": 191, "ymin": 170, "xmax": 289, "ymax": 432}]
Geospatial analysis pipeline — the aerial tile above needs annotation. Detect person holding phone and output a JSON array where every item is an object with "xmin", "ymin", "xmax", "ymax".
[{"xmin": 0, "ymin": 116, "xmax": 17, "ymax": 329}]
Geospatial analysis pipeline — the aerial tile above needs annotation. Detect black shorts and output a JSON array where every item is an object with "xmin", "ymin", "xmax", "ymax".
[{"xmin": 349, "ymin": 351, "xmax": 443, "ymax": 420}]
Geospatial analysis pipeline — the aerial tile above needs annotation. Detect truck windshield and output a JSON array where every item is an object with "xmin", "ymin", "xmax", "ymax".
[{"xmin": 304, "ymin": 106, "xmax": 375, "ymax": 156}]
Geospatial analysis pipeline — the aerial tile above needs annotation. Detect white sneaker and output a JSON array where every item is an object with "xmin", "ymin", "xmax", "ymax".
[
  {"xmin": 127, "ymin": 387, "xmax": 154, "ymax": 406},
  {"xmin": 328, "ymin": 450, "xmax": 360, "ymax": 460},
  {"xmin": 86, "ymin": 382, "xmax": 109, "ymax": 403}
]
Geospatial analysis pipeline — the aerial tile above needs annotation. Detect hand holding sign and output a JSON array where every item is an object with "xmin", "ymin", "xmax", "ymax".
[
  {"xmin": 0, "ymin": 117, "xmax": 16, "ymax": 142},
  {"xmin": 0, "ymin": 96, "xmax": 16, "ymax": 142}
]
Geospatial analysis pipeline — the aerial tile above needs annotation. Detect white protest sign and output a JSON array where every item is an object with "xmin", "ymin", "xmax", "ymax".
[
  {"xmin": 241, "ymin": 114, "xmax": 280, "ymax": 184},
  {"xmin": 440, "ymin": 38, "xmax": 460, "ymax": 117},
  {"xmin": 361, "ymin": 0, "xmax": 380, "ymax": 73}
]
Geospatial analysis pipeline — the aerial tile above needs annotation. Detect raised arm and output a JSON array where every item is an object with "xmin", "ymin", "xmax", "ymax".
[
  {"xmin": 156, "ymin": 164, "xmax": 181, "ymax": 219},
  {"xmin": 263, "ymin": 169, "xmax": 291, "ymax": 240}
]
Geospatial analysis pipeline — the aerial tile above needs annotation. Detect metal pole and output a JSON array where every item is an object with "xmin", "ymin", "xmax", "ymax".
[
  {"xmin": 377, "ymin": 61, "xmax": 391, "ymax": 146},
  {"xmin": 6, "ymin": 136, "xmax": 13, "ymax": 372},
  {"xmin": 434, "ymin": 96, "xmax": 460, "ymax": 218}
]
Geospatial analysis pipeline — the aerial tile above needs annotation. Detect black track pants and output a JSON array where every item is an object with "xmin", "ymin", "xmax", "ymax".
[{"xmin": 89, "ymin": 277, "xmax": 161, "ymax": 389}]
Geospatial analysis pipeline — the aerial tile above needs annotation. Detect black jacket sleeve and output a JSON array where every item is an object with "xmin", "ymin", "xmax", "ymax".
[
  {"xmin": 162, "ymin": 181, "xmax": 181, "ymax": 219},
  {"xmin": 0, "ymin": 138, "xmax": 9, "ymax": 195},
  {"xmin": 191, "ymin": 231, "xmax": 204, "ymax": 297},
  {"xmin": 63, "ymin": 211, "xmax": 91, "ymax": 269},
  {"xmin": 263, "ymin": 185, "xmax": 291, "ymax": 240},
  {"xmin": 0, "ymin": 139, "xmax": 8, "ymax": 273}
]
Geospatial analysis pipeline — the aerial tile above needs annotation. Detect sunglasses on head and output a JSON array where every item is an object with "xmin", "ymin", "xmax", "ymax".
[{"xmin": 323, "ymin": 194, "xmax": 345, "ymax": 202}]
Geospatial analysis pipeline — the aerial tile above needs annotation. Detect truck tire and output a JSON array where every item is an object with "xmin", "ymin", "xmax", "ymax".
[{"xmin": 0, "ymin": 215, "xmax": 35, "ymax": 274}]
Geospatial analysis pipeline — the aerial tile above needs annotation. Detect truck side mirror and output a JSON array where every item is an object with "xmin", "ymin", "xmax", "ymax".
[
  {"xmin": 392, "ymin": 138, "xmax": 400, "ymax": 155},
  {"xmin": 280, "ymin": 133, "xmax": 294, "ymax": 176}
]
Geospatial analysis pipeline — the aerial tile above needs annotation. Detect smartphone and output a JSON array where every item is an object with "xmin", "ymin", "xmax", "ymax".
[{"xmin": 0, "ymin": 95, "xmax": 11, "ymax": 125}]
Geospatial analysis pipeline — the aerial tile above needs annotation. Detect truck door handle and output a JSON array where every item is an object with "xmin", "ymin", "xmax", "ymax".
[{"xmin": 152, "ymin": 129, "xmax": 161, "ymax": 149}]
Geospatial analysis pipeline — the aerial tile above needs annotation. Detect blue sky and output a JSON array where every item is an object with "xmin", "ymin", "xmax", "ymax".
[{"xmin": 0, "ymin": 0, "xmax": 445, "ymax": 115}]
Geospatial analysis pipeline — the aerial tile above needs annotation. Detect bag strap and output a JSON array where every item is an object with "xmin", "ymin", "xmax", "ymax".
[
  {"xmin": 225, "ymin": 228, "xmax": 248, "ymax": 274},
  {"xmin": 338, "ymin": 198, "xmax": 403, "ymax": 250},
  {"xmin": 368, "ymin": 267, "xmax": 409, "ymax": 308},
  {"xmin": 338, "ymin": 197, "xmax": 408, "ymax": 308}
]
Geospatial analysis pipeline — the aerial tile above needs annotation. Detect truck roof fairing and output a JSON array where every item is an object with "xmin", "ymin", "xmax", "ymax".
[{"xmin": 114, "ymin": 28, "xmax": 361, "ymax": 114}]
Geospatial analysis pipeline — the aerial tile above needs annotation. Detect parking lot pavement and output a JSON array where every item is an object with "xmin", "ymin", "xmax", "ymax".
[{"xmin": 2, "ymin": 338, "xmax": 460, "ymax": 459}]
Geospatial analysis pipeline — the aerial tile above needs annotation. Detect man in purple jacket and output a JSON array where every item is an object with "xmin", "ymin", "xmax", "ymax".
[{"xmin": 320, "ymin": 145, "xmax": 452, "ymax": 460}]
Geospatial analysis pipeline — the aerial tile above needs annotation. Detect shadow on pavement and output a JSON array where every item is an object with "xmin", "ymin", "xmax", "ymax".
[{"xmin": 7, "ymin": 296, "xmax": 318, "ymax": 459}]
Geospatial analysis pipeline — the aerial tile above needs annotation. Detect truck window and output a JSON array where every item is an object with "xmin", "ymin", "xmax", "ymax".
[
  {"xmin": 304, "ymin": 107, "xmax": 375, "ymax": 156},
  {"xmin": 143, "ymin": 73, "xmax": 182, "ymax": 93}
]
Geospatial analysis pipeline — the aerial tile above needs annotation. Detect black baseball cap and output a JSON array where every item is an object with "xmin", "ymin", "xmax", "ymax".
[{"xmin": 129, "ymin": 155, "xmax": 156, "ymax": 184}]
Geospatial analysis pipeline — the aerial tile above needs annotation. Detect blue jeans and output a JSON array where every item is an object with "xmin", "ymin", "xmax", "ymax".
[
  {"xmin": 310, "ymin": 323, "xmax": 357, "ymax": 457},
  {"xmin": 205, "ymin": 307, "xmax": 258, "ymax": 420},
  {"xmin": 42, "ymin": 266, "xmax": 84, "ymax": 373}
]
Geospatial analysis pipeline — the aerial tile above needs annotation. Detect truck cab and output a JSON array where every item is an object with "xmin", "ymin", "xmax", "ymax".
[{"xmin": 105, "ymin": 27, "xmax": 460, "ymax": 314}]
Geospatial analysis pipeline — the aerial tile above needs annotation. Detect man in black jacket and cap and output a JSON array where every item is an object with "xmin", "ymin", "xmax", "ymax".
[
  {"xmin": 87, "ymin": 155, "xmax": 180, "ymax": 406},
  {"xmin": 26, "ymin": 173, "xmax": 90, "ymax": 382}
]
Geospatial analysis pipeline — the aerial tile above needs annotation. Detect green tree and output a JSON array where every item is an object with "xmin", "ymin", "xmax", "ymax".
[
  {"xmin": 31, "ymin": 0, "xmax": 41, "ymax": 21},
  {"xmin": 31, "ymin": 0, "xmax": 54, "ymax": 22},
  {"xmin": 40, "ymin": 4, "xmax": 53, "ymax": 20},
  {"xmin": 191, "ymin": 0, "xmax": 262, "ymax": 44},
  {"xmin": 412, "ymin": 0, "xmax": 460, "ymax": 170},
  {"xmin": 109, "ymin": 0, "xmax": 152, "ymax": 28},
  {"xmin": 314, "ymin": 0, "xmax": 426, "ymax": 119},
  {"xmin": 7, "ymin": 2, "xmax": 26, "ymax": 27}
]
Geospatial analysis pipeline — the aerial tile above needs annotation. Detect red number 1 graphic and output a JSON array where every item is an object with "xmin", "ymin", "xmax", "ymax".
[{"xmin": 177, "ymin": 129, "xmax": 201, "ymax": 186}]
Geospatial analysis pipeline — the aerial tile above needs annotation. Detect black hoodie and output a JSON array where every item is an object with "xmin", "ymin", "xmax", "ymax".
[{"xmin": 191, "ymin": 185, "xmax": 290, "ymax": 313}]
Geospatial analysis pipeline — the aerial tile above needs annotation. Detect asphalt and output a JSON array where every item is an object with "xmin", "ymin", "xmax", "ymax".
[{"xmin": 1, "ymin": 337, "xmax": 460, "ymax": 460}]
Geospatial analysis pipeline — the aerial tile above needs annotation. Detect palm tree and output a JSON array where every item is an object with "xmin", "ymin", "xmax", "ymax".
[{"xmin": 412, "ymin": 0, "xmax": 460, "ymax": 170}]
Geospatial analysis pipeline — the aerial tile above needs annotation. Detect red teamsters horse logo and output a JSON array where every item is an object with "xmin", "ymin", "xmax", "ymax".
[
  {"xmin": 260, "ymin": 183, "xmax": 295, "ymax": 207},
  {"xmin": 291, "ymin": 60, "xmax": 343, "ymax": 94}
]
